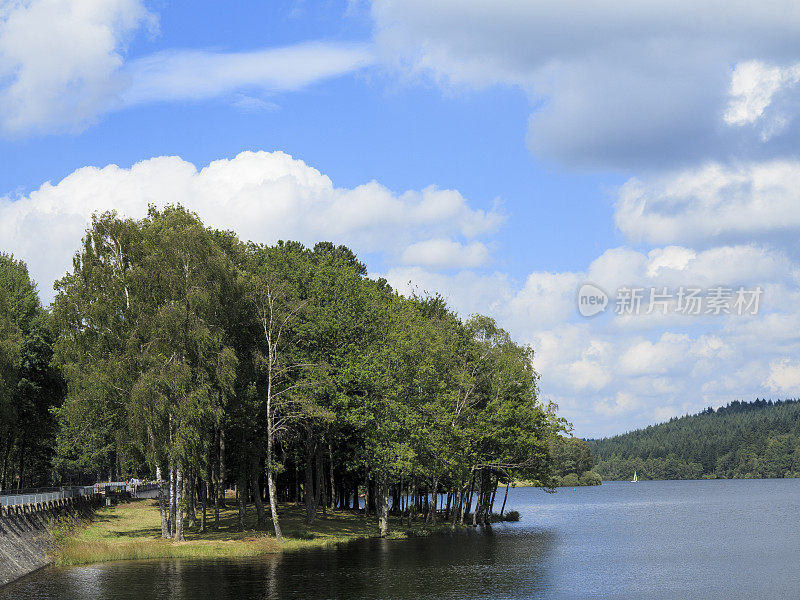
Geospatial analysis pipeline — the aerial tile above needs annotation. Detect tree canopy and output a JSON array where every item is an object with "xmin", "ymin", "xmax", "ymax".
[{"xmin": 21, "ymin": 205, "xmax": 566, "ymax": 538}]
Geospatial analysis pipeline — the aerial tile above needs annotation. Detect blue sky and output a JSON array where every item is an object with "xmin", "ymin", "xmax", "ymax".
[{"xmin": 3, "ymin": 1, "xmax": 800, "ymax": 437}]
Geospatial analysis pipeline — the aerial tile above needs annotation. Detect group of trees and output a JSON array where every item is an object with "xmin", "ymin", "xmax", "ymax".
[
  {"xmin": 548, "ymin": 436, "xmax": 601, "ymax": 486},
  {"xmin": 0, "ymin": 254, "xmax": 62, "ymax": 490},
  {"xmin": 590, "ymin": 399, "xmax": 800, "ymax": 480},
  {"xmin": 34, "ymin": 205, "xmax": 565, "ymax": 539}
]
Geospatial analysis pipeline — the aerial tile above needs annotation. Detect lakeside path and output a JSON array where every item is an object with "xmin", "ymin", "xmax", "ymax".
[{"xmin": 51, "ymin": 498, "xmax": 454, "ymax": 566}]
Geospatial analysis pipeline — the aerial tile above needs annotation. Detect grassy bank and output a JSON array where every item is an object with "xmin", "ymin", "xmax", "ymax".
[{"xmin": 50, "ymin": 498, "xmax": 456, "ymax": 566}]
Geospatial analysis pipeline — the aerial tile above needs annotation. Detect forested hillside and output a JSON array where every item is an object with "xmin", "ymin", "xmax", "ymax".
[
  {"xmin": 0, "ymin": 205, "xmax": 567, "ymax": 540},
  {"xmin": 590, "ymin": 400, "xmax": 800, "ymax": 480}
]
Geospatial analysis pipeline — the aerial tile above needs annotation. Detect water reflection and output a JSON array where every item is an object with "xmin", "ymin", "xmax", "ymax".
[{"xmin": 2, "ymin": 527, "xmax": 556, "ymax": 600}]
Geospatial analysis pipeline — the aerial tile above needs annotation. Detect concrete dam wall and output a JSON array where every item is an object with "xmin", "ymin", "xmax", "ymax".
[{"xmin": 0, "ymin": 495, "xmax": 101, "ymax": 587}]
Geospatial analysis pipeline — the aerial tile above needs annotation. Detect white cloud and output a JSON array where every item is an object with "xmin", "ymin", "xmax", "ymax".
[
  {"xmin": 595, "ymin": 392, "xmax": 639, "ymax": 417},
  {"xmin": 120, "ymin": 42, "xmax": 374, "ymax": 106},
  {"xmin": 765, "ymin": 359, "xmax": 800, "ymax": 393},
  {"xmin": 0, "ymin": 150, "xmax": 501, "ymax": 301},
  {"xmin": 618, "ymin": 334, "xmax": 691, "ymax": 376},
  {"xmin": 400, "ymin": 238, "xmax": 490, "ymax": 268},
  {"xmin": 724, "ymin": 60, "xmax": 800, "ymax": 138},
  {"xmin": 615, "ymin": 161, "xmax": 800, "ymax": 247},
  {"xmin": 0, "ymin": 0, "xmax": 154, "ymax": 134},
  {"xmin": 231, "ymin": 95, "xmax": 280, "ymax": 113},
  {"xmin": 370, "ymin": 0, "xmax": 800, "ymax": 167},
  {"xmin": 0, "ymin": 2, "xmax": 372, "ymax": 135},
  {"xmin": 381, "ymin": 266, "xmax": 513, "ymax": 318},
  {"xmin": 646, "ymin": 247, "xmax": 696, "ymax": 278}
]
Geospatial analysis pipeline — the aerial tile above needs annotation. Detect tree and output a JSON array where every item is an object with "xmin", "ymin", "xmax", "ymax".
[{"xmin": 0, "ymin": 253, "xmax": 62, "ymax": 489}]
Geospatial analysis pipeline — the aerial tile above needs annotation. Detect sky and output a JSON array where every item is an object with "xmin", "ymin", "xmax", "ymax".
[{"xmin": 2, "ymin": 1, "xmax": 800, "ymax": 438}]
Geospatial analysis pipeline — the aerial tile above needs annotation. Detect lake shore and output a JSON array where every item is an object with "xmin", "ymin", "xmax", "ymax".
[{"xmin": 49, "ymin": 498, "xmax": 458, "ymax": 566}]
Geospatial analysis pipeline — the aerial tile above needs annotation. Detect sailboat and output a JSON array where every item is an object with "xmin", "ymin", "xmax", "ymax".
[{"xmin": 631, "ymin": 471, "xmax": 638, "ymax": 482}]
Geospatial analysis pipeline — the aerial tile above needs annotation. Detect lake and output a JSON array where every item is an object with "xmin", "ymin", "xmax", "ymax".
[{"xmin": 4, "ymin": 479, "xmax": 800, "ymax": 599}]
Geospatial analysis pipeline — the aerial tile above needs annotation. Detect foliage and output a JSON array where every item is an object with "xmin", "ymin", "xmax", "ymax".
[
  {"xmin": 590, "ymin": 399, "xmax": 800, "ymax": 480},
  {"xmin": 36, "ymin": 206, "xmax": 566, "ymax": 538},
  {"xmin": 0, "ymin": 253, "xmax": 62, "ymax": 489}
]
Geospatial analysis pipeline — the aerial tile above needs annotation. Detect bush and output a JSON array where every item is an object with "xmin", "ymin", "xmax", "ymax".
[
  {"xmin": 502, "ymin": 510, "xmax": 520, "ymax": 522},
  {"xmin": 579, "ymin": 471, "xmax": 602, "ymax": 486},
  {"xmin": 560, "ymin": 473, "xmax": 580, "ymax": 487}
]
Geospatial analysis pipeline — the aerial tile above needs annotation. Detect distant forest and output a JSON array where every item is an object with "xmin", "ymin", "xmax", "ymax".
[{"xmin": 590, "ymin": 399, "xmax": 800, "ymax": 480}]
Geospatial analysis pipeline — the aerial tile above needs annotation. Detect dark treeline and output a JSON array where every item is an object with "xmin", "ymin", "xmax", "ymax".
[
  {"xmin": 0, "ymin": 206, "xmax": 567, "ymax": 540},
  {"xmin": 590, "ymin": 399, "xmax": 800, "ymax": 480},
  {"xmin": 0, "ymin": 254, "xmax": 63, "ymax": 490}
]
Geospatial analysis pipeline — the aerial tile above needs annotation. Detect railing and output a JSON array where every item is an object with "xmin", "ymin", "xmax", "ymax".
[
  {"xmin": 0, "ymin": 485, "xmax": 98, "ymax": 508},
  {"xmin": 0, "ymin": 481, "xmax": 164, "ymax": 509}
]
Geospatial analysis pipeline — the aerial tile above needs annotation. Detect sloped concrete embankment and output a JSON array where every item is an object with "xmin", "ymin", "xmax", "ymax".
[{"xmin": 0, "ymin": 495, "xmax": 101, "ymax": 587}]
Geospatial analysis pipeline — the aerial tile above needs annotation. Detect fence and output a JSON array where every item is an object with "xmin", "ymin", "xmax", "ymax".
[{"xmin": 0, "ymin": 481, "xmax": 153, "ymax": 508}]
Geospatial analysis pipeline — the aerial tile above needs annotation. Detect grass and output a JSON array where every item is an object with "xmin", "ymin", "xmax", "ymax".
[{"xmin": 50, "ymin": 496, "xmax": 457, "ymax": 566}]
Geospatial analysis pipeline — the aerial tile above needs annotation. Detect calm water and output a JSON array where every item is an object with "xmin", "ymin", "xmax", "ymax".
[{"xmin": 4, "ymin": 479, "xmax": 800, "ymax": 599}]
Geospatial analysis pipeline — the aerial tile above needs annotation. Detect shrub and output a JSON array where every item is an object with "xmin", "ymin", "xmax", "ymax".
[
  {"xmin": 579, "ymin": 471, "xmax": 602, "ymax": 486},
  {"xmin": 502, "ymin": 510, "xmax": 520, "ymax": 522},
  {"xmin": 560, "ymin": 473, "xmax": 580, "ymax": 487}
]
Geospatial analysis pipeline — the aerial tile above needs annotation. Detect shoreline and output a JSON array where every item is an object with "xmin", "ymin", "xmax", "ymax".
[{"xmin": 49, "ymin": 498, "xmax": 464, "ymax": 567}]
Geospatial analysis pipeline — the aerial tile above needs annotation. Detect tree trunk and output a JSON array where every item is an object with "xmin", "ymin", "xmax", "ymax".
[
  {"xmin": 266, "ymin": 463, "xmax": 283, "ymax": 541},
  {"xmin": 169, "ymin": 460, "xmax": 177, "ymax": 536},
  {"xmin": 487, "ymin": 476, "xmax": 499, "ymax": 523},
  {"xmin": 328, "ymin": 444, "xmax": 336, "ymax": 510},
  {"xmin": 363, "ymin": 471, "xmax": 370, "ymax": 519},
  {"xmin": 426, "ymin": 477, "xmax": 439, "ymax": 524},
  {"xmin": 461, "ymin": 472, "xmax": 475, "ymax": 525},
  {"xmin": 500, "ymin": 478, "xmax": 510, "ymax": 517},
  {"xmin": 187, "ymin": 470, "xmax": 196, "ymax": 528},
  {"xmin": 159, "ymin": 479, "xmax": 170, "ymax": 538},
  {"xmin": 473, "ymin": 469, "xmax": 484, "ymax": 526},
  {"xmin": 377, "ymin": 475, "xmax": 390, "ymax": 538},
  {"xmin": 315, "ymin": 447, "xmax": 325, "ymax": 517},
  {"xmin": 304, "ymin": 440, "xmax": 316, "ymax": 524},
  {"xmin": 237, "ymin": 473, "xmax": 247, "ymax": 530},
  {"xmin": 251, "ymin": 455, "xmax": 266, "ymax": 527},
  {"xmin": 214, "ymin": 430, "xmax": 220, "ymax": 529},
  {"xmin": 201, "ymin": 480, "xmax": 207, "ymax": 533},
  {"xmin": 175, "ymin": 468, "xmax": 185, "ymax": 541},
  {"xmin": 219, "ymin": 428, "xmax": 227, "ymax": 507},
  {"xmin": 407, "ymin": 478, "xmax": 417, "ymax": 527},
  {"xmin": 295, "ymin": 464, "xmax": 301, "ymax": 506}
]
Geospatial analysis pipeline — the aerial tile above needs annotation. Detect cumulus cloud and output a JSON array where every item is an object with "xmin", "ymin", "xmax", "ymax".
[
  {"xmin": 766, "ymin": 359, "xmax": 800, "ymax": 393},
  {"xmin": 615, "ymin": 160, "xmax": 800, "ymax": 247},
  {"xmin": 400, "ymin": 239, "xmax": 490, "ymax": 268},
  {"xmin": 0, "ymin": 150, "xmax": 501, "ymax": 300},
  {"xmin": 377, "ymin": 233, "xmax": 800, "ymax": 437},
  {"xmin": 370, "ymin": 0, "xmax": 800, "ymax": 167},
  {"xmin": 0, "ymin": 0, "xmax": 154, "ymax": 134},
  {"xmin": 0, "ymin": 1, "xmax": 372, "ymax": 135},
  {"xmin": 724, "ymin": 60, "xmax": 800, "ymax": 130}
]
